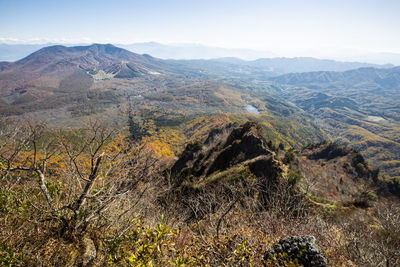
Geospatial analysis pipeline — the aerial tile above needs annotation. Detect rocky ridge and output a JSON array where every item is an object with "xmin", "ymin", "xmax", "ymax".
[{"xmin": 164, "ymin": 121, "xmax": 285, "ymax": 219}]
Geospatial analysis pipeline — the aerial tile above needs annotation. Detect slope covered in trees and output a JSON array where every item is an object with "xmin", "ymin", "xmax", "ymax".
[{"xmin": 0, "ymin": 119, "xmax": 399, "ymax": 266}]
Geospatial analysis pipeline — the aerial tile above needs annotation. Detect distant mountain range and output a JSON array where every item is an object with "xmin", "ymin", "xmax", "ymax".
[
  {"xmin": 270, "ymin": 66, "xmax": 400, "ymax": 178},
  {"xmin": 2, "ymin": 42, "xmax": 400, "ymax": 67},
  {"xmin": 0, "ymin": 44, "xmax": 50, "ymax": 61},
  {"xmin": 118, "ymin": 42, "xmax": 277, "ymax": 60},
  {"xmin": 1, "ymin": 43, "xmax": 399, "ymax": 112},
  {"xmin": 81, "ymin": 42, "xmax": 400, "ymax": 65},
  {"xmin": 270, "ymin": 66, "xmax": 400, "ymax": 88},
  {"xmin": 0, "ymin": 42, "xmax": 275, "ymax": 62},
  {"xmin": 210, "ymin": 57, "xmax": 393, "ymax": 74}
]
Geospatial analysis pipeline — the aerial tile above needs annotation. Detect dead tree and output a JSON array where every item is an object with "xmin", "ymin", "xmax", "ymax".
[{"xmin": 0, "ymin": 119, "xmax": 161, "ymax": 242}]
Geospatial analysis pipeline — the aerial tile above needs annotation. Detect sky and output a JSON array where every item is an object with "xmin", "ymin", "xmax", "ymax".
[{"xmin": 1, "ymin": 0, "xmax": 400, "ymax": 57}]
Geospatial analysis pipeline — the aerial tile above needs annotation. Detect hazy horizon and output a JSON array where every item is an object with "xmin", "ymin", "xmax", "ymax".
[
  {"xmin": 1, "ymin": 0, "xmax": 400, "ymax": 64},
  {"xmin": 1, "ymin": 41, "xmax": 400, "ymax": 65}
]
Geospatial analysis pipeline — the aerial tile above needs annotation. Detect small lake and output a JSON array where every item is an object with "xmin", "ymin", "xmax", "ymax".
[
  {"xmin": 246, "ymin": 105, "xmax": 260, "ymax": 114},
  {"xmin": 366, "ymin": 115, "xmax": 385, "ymax": 122}
]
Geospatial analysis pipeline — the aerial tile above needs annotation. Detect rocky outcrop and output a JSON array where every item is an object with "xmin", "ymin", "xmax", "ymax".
[
  {"xmin": 170, "ymin": 121, "xmax": 283, "ymax": 187},
  {"xmin": 301, "ymin": 142, "xmax": 400, "ymax": 199},
  {"xmin": 305, "ymin": 142, "xmax": 350, "ymax": 161},
  {"xmin": 264, "ymin": 235, "xmax": 328, "ymax": 267},
  {"xmin": 164, "ymin": 121, "xmax": 284, "ymax": 219}
]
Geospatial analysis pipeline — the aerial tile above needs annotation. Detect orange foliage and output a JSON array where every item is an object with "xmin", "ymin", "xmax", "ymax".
[{"xmin": 142, "ymin": 134, "xmax": 175, "ymax": 159}]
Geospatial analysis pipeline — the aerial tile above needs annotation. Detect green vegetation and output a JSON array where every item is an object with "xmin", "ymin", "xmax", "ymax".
[
  {"xmin": 277, "ymin": 70, "xmax": 400, "ymax": 178},
  {"xmin": 1, "ymin": 44, "xmax": 400, "ymax": 266},
  {"xmin": 283, "ymin": 150, "xmax": 296, "ymax": 164},
  {"xmin": 92, "ymin": 70, "xmax": 114, "ymax": 80},
  {"xmin": 0, "ymin": 120, "xmax": 399, "ymax": 266}
]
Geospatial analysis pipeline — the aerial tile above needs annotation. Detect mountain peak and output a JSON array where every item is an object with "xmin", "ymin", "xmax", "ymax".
[
  {"xmin": 0, "ymin": 44, "xmax": 170, "ymax": 114},
  {"xmin": 11, "ymin": 43, "xmax": 163, "ymax": 72}
]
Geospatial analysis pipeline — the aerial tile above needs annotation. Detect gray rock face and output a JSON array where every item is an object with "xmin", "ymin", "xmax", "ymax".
[
  {"xmin": 164, "ymin": 121, "xmax": 285, "ymax": 220},
  {"xmin": 170, "ymin": 121, "xmax": 283, "ymax": 186},
  {"xmin": 264, "ymin": 235, "xmax": 328, "ymax": 267}
]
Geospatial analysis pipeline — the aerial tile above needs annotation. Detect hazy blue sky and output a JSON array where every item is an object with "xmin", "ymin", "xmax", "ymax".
[{"xmin": 1, "ymin": 0, "xmax": 399, "ymax": 54}]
